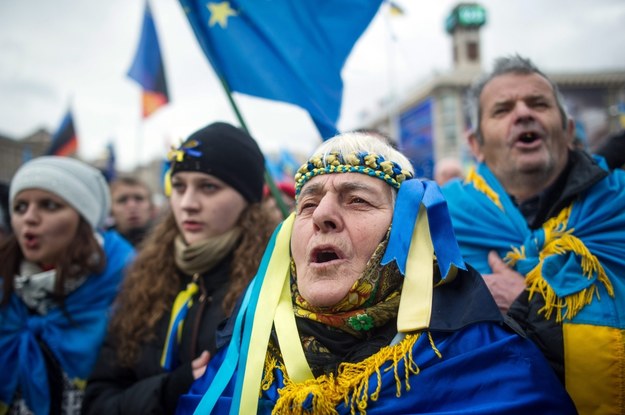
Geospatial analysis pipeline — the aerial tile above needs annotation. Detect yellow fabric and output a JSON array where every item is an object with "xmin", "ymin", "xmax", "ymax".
[
  {"xmin": 563, "ymin": 323, "xmax": 625, "ymax": 415},
  {"xmin": 397, "ymin": 205, "xmax": 434, "ymax": 332},
  {"xmin": 465, "ymin": 166, "xmax": 503, "ymax": 210},
  {"xmin": 272, "ymin": 333, "xmax": 423, "ymax": 415},
  {"xmin": 240, "ymin": 213, "xmax": 295, "ymax": 415},
  {"xmin": 506, "ymin": 205, "xmax": 614, "ymax": 322},
  {"xmin": 159, "ymin": 279, "xmax": 199, "ymax": 367},
  {"xmin": 275, "ymin": 263, "xmax": 314, "ymax": 382}
]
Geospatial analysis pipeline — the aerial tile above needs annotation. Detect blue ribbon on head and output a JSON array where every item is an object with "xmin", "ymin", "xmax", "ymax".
[{"xmin": 382, "ymin": 179, "xmax": 466, "ymax": 278}]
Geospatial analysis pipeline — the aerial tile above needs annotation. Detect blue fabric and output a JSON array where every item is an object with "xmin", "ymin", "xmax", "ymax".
[
  {"xmin": 0, "ymin": 231, "xmax": 134, "ymax": 415},
  {"xmin": 127, "ymin": 2, "xmax": 169, "ymax": 106},
  {"xmin": 442, "ymin": 162, "xmax": 625, "ymax": 327},
  {"xmin": 161, "ymin": 291, "xmax": 194, "ymax": 371},
  {"xmin": 178, "ymin": 322, "xmax": 576, "ymax": 414},
  {"xmin": 177, "ymin": 0, "xmax": 382, "ymax": 140},
  {"xmin": 382, "ymin": 179, "xmax": 466, "ymax": 278}
]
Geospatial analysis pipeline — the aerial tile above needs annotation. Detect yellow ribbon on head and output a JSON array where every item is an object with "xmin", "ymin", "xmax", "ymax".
[{"xmin": 239, "ymin": 214, "xmax": 295, "ymax": 414}]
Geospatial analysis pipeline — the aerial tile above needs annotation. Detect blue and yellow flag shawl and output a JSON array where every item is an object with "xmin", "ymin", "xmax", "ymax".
[
  {"xmin": 0, "ymin": 231, "xmax": 134, "ymax": 415},
  {"xmin": 442, "ymin": 160, "xmax": 625, "ymax": 414}
]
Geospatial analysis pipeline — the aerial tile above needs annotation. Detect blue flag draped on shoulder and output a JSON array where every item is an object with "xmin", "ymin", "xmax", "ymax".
[
  {"xmin": 46, "ymin": 109, "xmax": 78, "ymax": 156},
  {"xmin": 128, "ymin": 1, "xmax": 170, "ymax": 118},
  {"xmin": 178, "ymin": 0, "xmax": 383, "ymax": 140}
]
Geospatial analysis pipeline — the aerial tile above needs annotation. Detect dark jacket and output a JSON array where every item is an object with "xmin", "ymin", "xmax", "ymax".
[
  {"xmin": 82, "ymin": 256, "xmax": 233, "ymax": 415},
  {"xmin": 508, "ymin": 149, "xmax": 607, "ymax": 381},
  {"xmin": 595, "ymin": 129, "xmax": 625, "ymax": 170}
]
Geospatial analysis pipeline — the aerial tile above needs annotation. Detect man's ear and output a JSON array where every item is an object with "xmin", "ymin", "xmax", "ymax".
[
  {"xmin": 468, "ymin": 131, "xmax": 484, "ymax": 162},
  {"xmin": 565, "ymin": 118, "xmax": 576, "ymax": 149}
]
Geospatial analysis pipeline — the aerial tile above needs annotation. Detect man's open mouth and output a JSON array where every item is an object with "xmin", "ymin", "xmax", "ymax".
[{"xmin": 518, "ymin": 131, "xmax": 540, "ymax": 144}]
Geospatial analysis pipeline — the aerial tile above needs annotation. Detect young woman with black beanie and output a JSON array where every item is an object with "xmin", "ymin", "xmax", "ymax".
[{"xmin": 82, "ymin": 122, "xmax": 281, "ymax": 414}]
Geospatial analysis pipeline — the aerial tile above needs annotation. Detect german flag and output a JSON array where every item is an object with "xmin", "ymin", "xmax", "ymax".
[
  {"xmin": 127, "ymin": 1, "xmax": 169, "ymax": 118},
  {"xmin": 46, "ymin": 110, "xmax": 78, "ymax": 156}
]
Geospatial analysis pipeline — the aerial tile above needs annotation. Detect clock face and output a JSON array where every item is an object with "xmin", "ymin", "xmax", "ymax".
[{"xmin": 445, "ymin": 4, "xmax": 487, "ymax": 34}]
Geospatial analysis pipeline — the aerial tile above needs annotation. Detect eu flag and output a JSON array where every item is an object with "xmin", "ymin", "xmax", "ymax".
[
  {"xmin": 46, "ymin": 109, "xmax": 78, "ymax": 156},
  {"xmin": 128, "ymin": 2, "xmax": 170, "ymax": 118},
  {"xmin": 178, "ymin": 0, "xmax": 383, "ymax": 140}
]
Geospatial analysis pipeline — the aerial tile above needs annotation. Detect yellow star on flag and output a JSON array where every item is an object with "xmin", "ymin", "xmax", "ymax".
[{"xmin": 207, "ymin": 1, "xmax": 237, "ymax": 28}]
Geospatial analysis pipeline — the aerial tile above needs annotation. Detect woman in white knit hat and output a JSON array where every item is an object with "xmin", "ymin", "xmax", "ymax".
[{"xmin": 0, "ymin": 156, "xmax": 135, "ymax": 415}]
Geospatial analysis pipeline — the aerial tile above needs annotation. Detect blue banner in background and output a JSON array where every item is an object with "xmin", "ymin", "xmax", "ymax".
[{"xmin": 399, "ymin": 97, "xmax": 434, "ymax": 179}]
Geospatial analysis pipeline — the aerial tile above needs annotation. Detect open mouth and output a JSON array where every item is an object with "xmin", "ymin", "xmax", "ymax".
[
  {"xmin": 23, "ymin": 232, "xmax": 39, "ymax": 248},
  {"xmin": 517, "ymin": 131, "xmax": 540, "ymax": 144},
  {"xmin": 312, "ymin": 247, "xmax": 341, "ymax": 264}
]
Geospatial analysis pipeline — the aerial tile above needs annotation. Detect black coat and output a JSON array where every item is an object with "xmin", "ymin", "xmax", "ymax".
[{"xmin": 82, "ymin": 257, "xmax": 233, "ymax": 415}]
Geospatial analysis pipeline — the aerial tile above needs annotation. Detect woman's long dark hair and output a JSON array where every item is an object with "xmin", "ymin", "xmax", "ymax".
[{"xmin": 109, "ymin": 202, "xmax": 280, "ymax": 366}]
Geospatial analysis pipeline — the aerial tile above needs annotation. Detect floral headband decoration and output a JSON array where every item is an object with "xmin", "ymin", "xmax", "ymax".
[{"xmin": 294, "ymin": 151, "xmax": 414, "ymax": 196}]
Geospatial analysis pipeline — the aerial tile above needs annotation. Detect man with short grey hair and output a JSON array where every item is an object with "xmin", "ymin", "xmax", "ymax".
[{"xmin": 444, "ymin": 54, "xmax": 625, "ymax": 414}]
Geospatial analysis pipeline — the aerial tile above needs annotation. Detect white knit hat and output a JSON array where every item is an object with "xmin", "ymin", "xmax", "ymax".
[{"xmin": 9, "ymin": 156, "xmax": 110, "ymax": 230}]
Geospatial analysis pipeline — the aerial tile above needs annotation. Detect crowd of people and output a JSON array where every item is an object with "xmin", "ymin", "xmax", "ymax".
[{"xmin": 0, "ymin": 55, "xmax": 624, "ymax": 414}]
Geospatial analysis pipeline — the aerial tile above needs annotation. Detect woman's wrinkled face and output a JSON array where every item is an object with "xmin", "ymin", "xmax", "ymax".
[
  {"xmin": 11, "ymin": 189, "xmax": 80, "ymax": 265},
  {"xmin": 169, "ymin": 171, "xmax": 247, "ymax": 245},
  {"xmin": 291, "ymin": 173, "xmax": 394, "ymax": 308}
]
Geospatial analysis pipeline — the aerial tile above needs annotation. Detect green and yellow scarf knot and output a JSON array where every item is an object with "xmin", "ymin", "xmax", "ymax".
[
  {"xmin": 505, "ymin": 205, "xmax": 614, "ymax": 322},
  {"xmin": 262, "ymin": 332, "xmax": 440, "ymax": 415}
]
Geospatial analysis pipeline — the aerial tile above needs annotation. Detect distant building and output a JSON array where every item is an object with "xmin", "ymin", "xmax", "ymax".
[
  {"xmin": 364, "ymin": 3, "xmax": 625, "ymax": 179},
  {"xmin": 0, "ymin": 129, "xmax": 51, "ymax": 183}
]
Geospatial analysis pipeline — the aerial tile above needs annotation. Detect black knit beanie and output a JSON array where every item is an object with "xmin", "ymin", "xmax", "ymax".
[{"xmin": 170, "ymin": 122, "xmax": 265, "ymax": 203}]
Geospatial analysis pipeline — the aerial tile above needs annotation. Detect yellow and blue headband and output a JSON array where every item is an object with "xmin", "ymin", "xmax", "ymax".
[{"xmin": 294, "ymin": 151, "xmax": 414, "ymax": 196}]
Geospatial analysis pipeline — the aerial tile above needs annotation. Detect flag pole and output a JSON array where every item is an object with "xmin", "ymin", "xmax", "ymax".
[
  {"xmin": 216, "ymin": 75, "xmax": 291, "ymax": 218},
  {"xmin": 178, "ymin": 11, "xmax": 290, "ymax": 218}
]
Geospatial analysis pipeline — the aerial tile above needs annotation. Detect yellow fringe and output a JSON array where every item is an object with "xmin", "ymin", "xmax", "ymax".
[
  {"xmin": 72, "ymin": 378, "xmax": 87, "ymax": 390},
  {"xmin": 261, "ymin": 352, "xmax": 279, "ymax": 394},
  {"xmin": 466, "ymin": 167, "xmax": 503, "ymax": 210},
  {"xmin": 505, "ymin": 205, "xmax": 614, "ymax": 322},
  {"xmin": 269, "ymin": 333, "xmax": 434, "ymax": 415}
]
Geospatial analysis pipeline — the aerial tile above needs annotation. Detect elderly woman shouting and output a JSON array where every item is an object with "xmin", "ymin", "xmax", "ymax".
[{"xmin": 178, "ymin": 132, "xmax": 576, "ymax": 414}]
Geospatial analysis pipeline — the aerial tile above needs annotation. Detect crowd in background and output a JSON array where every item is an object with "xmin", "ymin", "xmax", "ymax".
[{"xmin": 0, "ymin": 54, "xmax": 624, "ymax": 414}]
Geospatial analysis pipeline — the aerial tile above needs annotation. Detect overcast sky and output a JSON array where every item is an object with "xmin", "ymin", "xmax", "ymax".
[{"xmin": 1, "ymin": 0, "xmax": 624, "ymax": 170}]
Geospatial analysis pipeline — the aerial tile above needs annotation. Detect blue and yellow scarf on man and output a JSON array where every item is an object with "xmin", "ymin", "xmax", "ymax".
[
  {"xmin": 0, "ymin": 231, "xmax": 134, "ymax": 415},
  {"xmin": 442, "ymin": 160, "xmax": 625, "ymax": 414}
]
